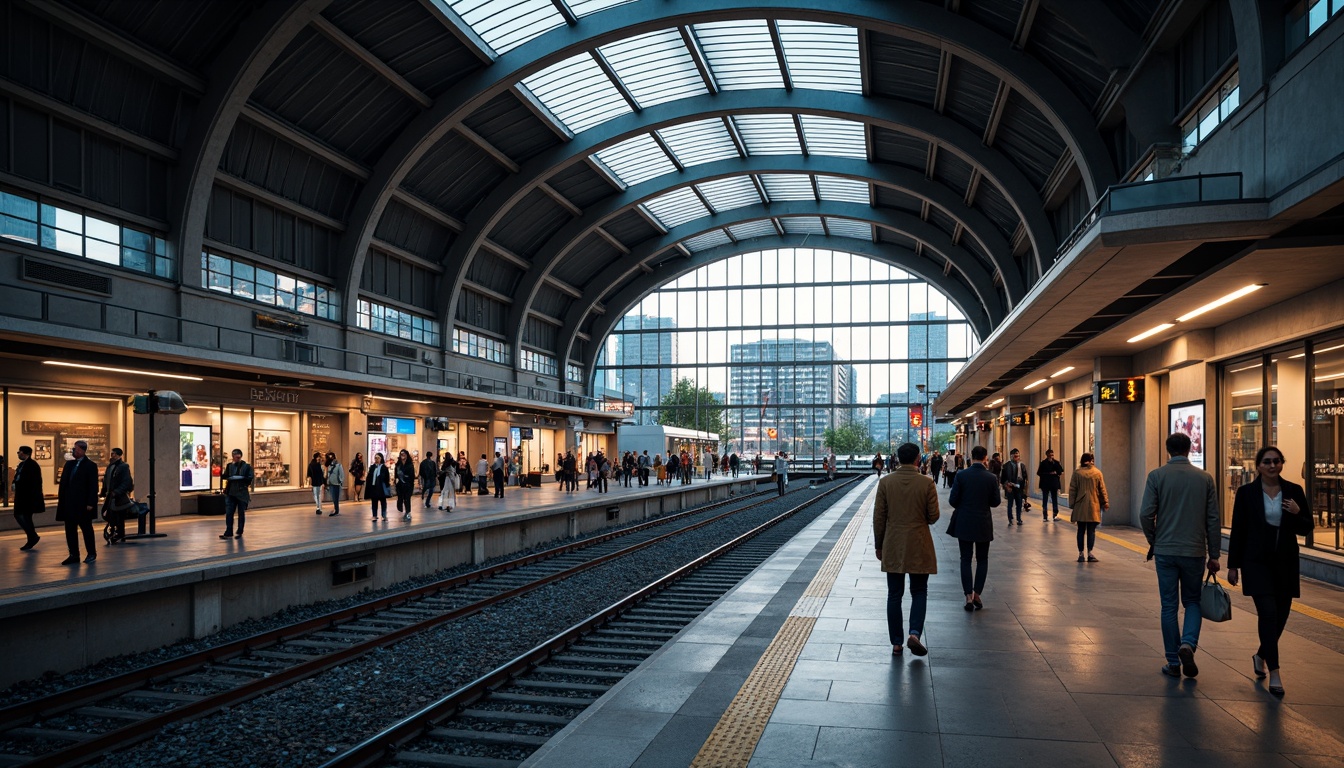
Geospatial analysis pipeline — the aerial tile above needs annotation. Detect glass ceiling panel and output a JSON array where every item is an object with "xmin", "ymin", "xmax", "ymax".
[
  {"xmin": 522, "ymin": 52, "xmax": 633, "ymax": 133},
  {"xmin": 593, "ymin": 134, "xmax": 675, "ymax": 186},
  {"xmin": 816, "ymin": 176, "xmax": 871, "ymax": 204},
  {"xmin": 727, "ymin": 220, "xmax": 778, "ymax": 240},
  {"xmin": 799, "ymin": 116, "xmax": 868, "ymax": 159},
  {"xmin": 600, "ymin": 29, "xmax": 709, "ymax": 108},
  {"xmin": 567, "ymin": 0, "xmax": 637, "ymax": 18},
  {"xmin": 731, "ymin": 114, "xmax": 802, "ymax": 155},
  {"xmin": 777, "ymin": 21, "xmax": 862, "ymax": 93},
  {"xmin": 781, "ymin": 216, "xmax": 826, "ymax": 234},
  {"xmin": 683, "ymin": 229, "xmax": 733, "ymax": 252},
  {"xmin": 656, "ymin": 119, "xmax": 741, "ymax": 167},
  {"xmin": 692, "ymin": 20, "xmax": 784, "ymax": 91},
  {"xmin": 824, "ymin": 218, "xmax": 874, "ymax": 240},
  {"xmin": 696, "ymin": 176, "xmax": 762, "ymax": 213},
  {"xmin": 759, "ymin": 174, "xmax": 815, "ymax": 201},
  {"xmin": 447, "ymin": 0, "xmax": 565, "ymax": 55},
  {"xmin": 642, "ymin": 187, "xmax": 711, "ymax": 229}
]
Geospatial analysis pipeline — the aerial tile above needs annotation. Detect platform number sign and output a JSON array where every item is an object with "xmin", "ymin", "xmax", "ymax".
[{"xmin": 1097, "ymin": 377, "xmax": 1145, "ymax": 403}]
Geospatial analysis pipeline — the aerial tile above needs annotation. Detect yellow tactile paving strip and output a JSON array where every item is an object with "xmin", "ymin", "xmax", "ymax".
[{"xmin": 690, "ymin": 486, "xmax": 874, "ymax": 768}]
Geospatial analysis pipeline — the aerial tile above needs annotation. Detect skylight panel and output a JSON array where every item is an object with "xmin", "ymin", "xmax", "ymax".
[
  {"xmin": 727, "ymin": 220, "xmax": 778, "ymax": 240},
  {"xmin": 799, "ymin": 116, "xmax": 867, "ymax": 159},
  {"xmin": 759, "ymin": 174, "xmax": 815, "ymax": 201},
  {"xmin": 696, "ymin": 176, "xmax": 761, "ymax": 213},
  {"xmin": 521, "ymin": 52, "xmax": 633, "ymax": 133},
  {"xmin": 567, "ymin": 0, "xmax": 637, "ymax": 18},
  {"xmin": 692, "ymin": 20, "xmax": 784, "ymax": 91},
  {"xmin": 684, "ymin": 229, "xmax": 733, "ymax": 252},
  {"xmin": 816, "ymin": 176, "xmax": 871, "ymax": 204},
  {"xmin": 657, "ymin": 119, "xmax": 740, "ymax": 167},
  {"xmin": 777, "ymin": 21, "xmax": 862, "ymax": 94},
  {"xmin": 447, "ymin": 0, "xmax": 565, "ymax": 55},
  {"xmin": 825, "ymin": 218, "xmax": 874, "ymax": 240},
  {"xmin": 781, "ymin": 216, "xmax": 826, "ymax": 235},
  {"xmin": 600, "ymin": 29, "xmax": 708, "ymax": 108},
  {"xmin": 593, "ymin": 134, "xmax": 676, "ymax": 186},
  {"xmin": 642, "ymin": 187, "xmax": 711, "ymax": 229},
  {"xmin": 732, "ymin": 114, "xmax": 802, "ymax": 155}
]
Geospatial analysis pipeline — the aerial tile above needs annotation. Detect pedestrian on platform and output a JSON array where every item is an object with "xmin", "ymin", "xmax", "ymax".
[
  {"xmin": 730, "ymin": 452, "xmax": 739, "ymax": 477},
  {"xmin": 1037, "ymin": 448, "xmax": 1065, "ymax": 521},
  {"xmin": 12, "ymin": 446, "xmax": 44, "ymax": 550},
  {"xmin": 1000, "ymin": 448, "xmax": 1027, "ymax": 525},
  {"xmin": 308, "ymin": 452, "xmax": 326, "ymax": 515},
  {"xmin": 437, "ymin": 458, "xmax": 457, "ymax": 512},
  {"xmin": 219, "ymin": 449, "xmax": 253, "ymax": 539},
  {"xmin": 1141, "ymin": 432, "xmax": 1220, "ymax": 679},
  {"xmin": 458, "ymin": 452, "xmax": 471, "ymax": 493},
  {"xmin": 324, "ymin": 453, "xmax": 345, "ymax": 517},
  {"xmin": 349, "ymin": 452, "xmax": 365, "ymax": 502},
  {"xmin": 492, "ymin": 451, "xmax": 506, "ymax": 498},
  {"xmin": 476, "ymin": 454, "xmax": 490, "ymax": 496},
  {"xmin": 419, "ymin": 451, "xmax": 438, "ymax": 509},
  {"xmin": 1068, "ymin": 453, "xmax": 1108, "ymax": 562},
  {"xmin": 563, "ymin": 451, "xmax": 578, "ymax": 492},
  {"xmin": 395, "ymin": 450, "xmax": 416, "ymax": 520},
  {"xmin": 988, "ymin": 452, "xmax": 1002, "ymax": 478},
  {"xmin": 100, "ymin": 447, "xmax": 134, "ymax": 544},
  {"xmin": 1227, "ymin": 445, "xmax": 1312, "ymax": 697},
  {"xmin": 773, "ymin": 451, "xmax": 789, "ymax": 496},
  {"xmin": 654, "ymin": 453, "xmax": 665, "ymax": 485},
  {"xmin": 0, "ymin": 452, "xmax": 8, "ymax": 506},
  {"xmin": 639, "ymin": 450, "xmax": 651, "ymax": 486},
  {"xmin": 874, "ymin": 442, "xmax": 940, "ymax": 657},
  {"xmin": 665, "ymin": 453, "xmax": 678, "ymax": 486},
  {"xmin": 56, "ymin": 439, "xmax": 99, "ymax": 565},
  {"xmin": 872, "ymin": 452, "xmax": 884, "ymax": 477},
  {"xmin": 946, "ymin": 445, "xmax": 1000, "ymax": 612},
  {"xmin": 366, "ymin": 452, "xmax": 390, "ymax": 520},
  {"xmin": 929, "ymin": 451, "xmax": 943, "ymax": 483}
]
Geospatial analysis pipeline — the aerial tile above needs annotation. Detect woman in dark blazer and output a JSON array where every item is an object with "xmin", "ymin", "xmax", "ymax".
[
  {"xmin": 12, "ymin": 446, "xmax": 45, "ymax": 550},
  {"xmin": 1226, "ymin": 445, "xmax": 1312, "ymax": 698},
  {"xmin": 365, "ymin": 452, "xmax": 390, "ymax": 520}
]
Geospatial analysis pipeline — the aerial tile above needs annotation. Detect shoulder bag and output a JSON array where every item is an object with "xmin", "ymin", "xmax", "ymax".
[{"xmin": 1200, "ymin": 573, "xmax": 1232, "ymax": 622}]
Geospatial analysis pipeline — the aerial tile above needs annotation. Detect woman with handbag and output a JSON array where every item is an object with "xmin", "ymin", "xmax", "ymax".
[
  {"xmin": 365, "ymin": 452, "xmax": 390, "ymax": 520},
  {"xmin": 1227, "ymin": 445, "xmax": 1312, "ymax": 697}
]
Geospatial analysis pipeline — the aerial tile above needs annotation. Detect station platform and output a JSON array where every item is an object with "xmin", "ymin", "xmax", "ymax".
[
  {"xmin": 527, "ymin": 476, "xmax": 1344, "ymax": 768},
  {"xmin": 0, "ymin": 472, "xmax": 763, "ymax": 687}
]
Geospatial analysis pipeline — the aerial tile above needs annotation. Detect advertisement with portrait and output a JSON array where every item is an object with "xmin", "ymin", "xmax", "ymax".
[
  {"xmin": 1169, "ymin": 400, "xmax": 1206, "ymax": 469},
  {"xmin": 180, "ymin": 425, "xmax": 213, "ymax": 491}
]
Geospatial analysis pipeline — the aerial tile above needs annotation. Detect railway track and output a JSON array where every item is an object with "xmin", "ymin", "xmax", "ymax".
[
  {"xmin": 319, "ymin": 477, "xmax": 860, "ymax": 768},
  {"xmin": 0, "ymin": 480, "xmax": 840, "ymax": 768}
]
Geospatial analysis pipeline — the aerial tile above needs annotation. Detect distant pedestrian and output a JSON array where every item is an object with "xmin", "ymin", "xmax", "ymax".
[
  {"xmin": 349, "ymin": 452, "xmax": 366, "ymax": 502},
  {"xmin": 100, "ymin": 447, "xmax": 134, "ymax": 544},
  {"xmin": 12, "ymin": 446, "xmax": 44, "ymax": 550},
  {"xmin": 56, "ymin": 440, "xmax": 100, "ymax": 565},
  {"xmin": 946, "ymin": 445, "xmax": 1000, "ymax": 612},
  {"xmin": 1037, "ymin": 449, "xmax": 1065, "ymax": 521},
  {"xmin": 730, "ymin": 452, "xmax": 739, "ymax": 477},
  {"xmin": 655, "ymin": 454, "xmax": 666, "ymax": 485},
  {"xmin": 366, "ymin": 453, "xmax": 389, "ymax": 520},
  {"xmin": 476, "ymin": 454, "xmax": 490, "ymax": 495},
  {"xmin": 988, "ymin": 452, "xmax": 1002, "ymax": 478},
  {"xmin": 419, "ymin": 452, "xmax": 438, "ymax": 509},
  {"xmin": 872, "ymin": 452, "xmax": 884, "ymax": 477},
  {"xmin": 324, "ymin": 453, "xmax": 345, "ymax": 517},
  {"xmin": 1227, "ymin": 446, "xmax": 1312, "ymax": 697},
  {"xmin": 492, "ymin": 452, "xmax": 506, "ymax": 498},
  {"xmin": 929, "ymin": 451, "xmax": 943, "ymax": 483},
  {"xmin": 874, "ymin": 443, "xmax": 939, "ymax": 657},
  {"xmin": 1141, "ymin": 432, "xmax": 1220, "ymax": 679},
  {"xmin": 773, "ymin": 452, "xmax": 789, "ymax": 496},
  {"xmin": 437, "ymin": 459, "xmax": 457, "ymax": 512},
  {"xmin": 639, "ymin": 450, "xmax": 651, "ymax": 486},
  {"xmin": 395, "ymin": 450, "xmax": 416, "ymax": 520},
  {"xmin": 1000, "ymin": 448, "xmax": 1027, "ymax": 525},
  {"xmin": 221, "ymin": 449, "xmax": 252, "ymax": 538},
  {"xmin": 1067, "ymin": 453, "xmax": 1108, "ymax": 562},
  {"xmin": 307, "ymin": 452, "xmax": 326, "ymax": 515}
]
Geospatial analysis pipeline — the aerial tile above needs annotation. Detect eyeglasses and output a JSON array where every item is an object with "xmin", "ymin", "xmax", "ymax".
[{"xmin": 1260, "ymin": 458, "xmax": 1284, "ymax": 465}]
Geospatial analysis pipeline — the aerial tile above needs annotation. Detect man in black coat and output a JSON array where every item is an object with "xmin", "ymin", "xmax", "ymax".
[
  {"xmin": 12, "ymin": 445, "xmax": 45, "ymax": 551},
  {"xmin": 57, "ymin": 440, "xmax": 100, "ymax": 565},
  {"xmin": 946, "ymin": 445, "xmax": 1002, "ymax": 610},
  {"xmin": 100, "ymin": 447, "xmax": 134, "ymax": 544},
  {"xmin": 1037, "ymin": 448, "xmax": 1065, "ymax": 521}
]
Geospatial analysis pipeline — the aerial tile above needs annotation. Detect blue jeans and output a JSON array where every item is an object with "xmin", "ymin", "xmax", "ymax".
[
  {"xmin": 1041, "ymin": 488, "xmax": 1059, "ymax": 517},
  {"xmin": 886, "ymin": 572, "xmax": 929, "ymax": 644},
  {"xmin": 1005, "ymin": 489, "xmax": 1024, "ymax": 522},
  {"xmin": 1155, "ymin": 554, "xmax": 1205, "ymax": 665},
  {"xmin": 224, "ymin": 495, "xmax": 247, "ymax": 535}
]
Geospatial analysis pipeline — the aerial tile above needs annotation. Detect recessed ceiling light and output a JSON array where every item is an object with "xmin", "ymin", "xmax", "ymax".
[
  {"xmin": 989, "ymin": 397, "xmax": 1004, "ymax": 406},
  {"xmin": 1176, "ymin": 284, "xmax": 1265, "ymax": 323},
  {"xmin": 1050, "ymin": 366, "xmax": 1075, "ymax": 378},
  {"xmin": 43, "ymin": 361, "xmax": 203, "ymax": 381},
  {"xmin": 1127, "ymin": 324, "xmax": 1174, "ymax": 344},
  {"xmin": 1024, "ymin": 378, "xmax": 1047, "ymax": 390}
]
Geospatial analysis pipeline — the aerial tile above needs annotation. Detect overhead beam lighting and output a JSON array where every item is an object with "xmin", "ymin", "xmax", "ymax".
[
  {"xmin": 44, "ymin": 361, "xmax": 203, "ymax": 381},
  {"xmin": 1126, "ymin": 324, "xmax": 1174, "ymax": 344},
  {"xmin": 1176, "ymin": 284, "xmax": 1265, "ymax": 323},
  {"xmin": 1023, "ymin": 378, "xmax": 1047, "ymax": 390},
  {"xmin": 1049, "ymin": 366, "xmax": 1075, "ymax": 378},
  {"xmin": 988, "ymin": 397, "xmax": 1004, "ymax": 406},
  {"xmin": 1290, "ymin": 342, "xmax": 1344, "ymax": 360},
  {"xmin": 374, "ymin": 395, "xmax": 432, "ymax": 404}
]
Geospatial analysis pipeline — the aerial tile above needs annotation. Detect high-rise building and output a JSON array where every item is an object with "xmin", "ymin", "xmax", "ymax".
[
  {"xmin": 613, "ymin": 315, "xmax": 676, "ymax": 424},
  {"xmin": 729, "ymin": 339, "xmax": 852, "ymax": 455},
  {"xmin": 908, "ymin": 312, "xmax": 949, "ymax": 396}
]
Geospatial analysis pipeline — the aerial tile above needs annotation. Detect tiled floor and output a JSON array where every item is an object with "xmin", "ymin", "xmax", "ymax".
[{"xmin": 529, "ymin": 476, "xmax": 1344, "ymax": 768}]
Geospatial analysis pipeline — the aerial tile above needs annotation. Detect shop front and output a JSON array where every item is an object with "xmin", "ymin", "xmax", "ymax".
[{"xmin": 1, "ymin": 388, "xmax": 131, "ymax": 516}]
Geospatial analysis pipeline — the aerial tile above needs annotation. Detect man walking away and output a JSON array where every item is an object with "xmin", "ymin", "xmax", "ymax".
[
  {"xmin": 946, "ymin": 446, "xmax": 1000, "ymax": 611},
  {"xmin": 476, "ymin": 454, "xmax": 490, "ymax": 495},
  {"xmin": 1142, "ymin": 432, "xmax": 1220, "ymax": 679},
  {"xmin": 1000, "ymin": 448, "xmax": 1027, "ymax": 525},
  {"xmin": 12, "ymin": 446, "xmax": 44, "ymax": 550},
  {"xmin": 419, "ymin": 451, "xmax": 438, "ymax": 509},
  {"xmin": 57, "ymin": 440, "xmax": 100, "ymax": 565},
  {"xmin": 492, "ymin": 452, "xmax": 506, "ymax": 498},
  {"xmin": 773, "ymin": 451, "xmax": 789, "ymax": 496},
  {"xmin": 875, "ymin": 443, "xmax": 940, "ymax": 657}
]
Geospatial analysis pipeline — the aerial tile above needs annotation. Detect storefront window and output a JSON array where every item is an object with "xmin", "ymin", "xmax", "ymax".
[
  {"xmin": 1073, "ymin": 396, "xmax": 1094, "ymax": 459},
  {"xmin": 178, "ymin": 406, "xmax": 301, "ymax": 491},
  {"xmin": 1038, "ymin": 404, "xmax": 1064, "ymax": 470},
  {"xmin": 1270, "ymin": 345, "xmax": 1308, "ymax": 489},
  {"xmin": 1223, "ymin": 356, "xmax": 1265, "ymax": 525},
  {"xmin": 4, "ymin": 391, "xmax": 127, "ymax": 495},
  {"xmin": 1311, "ymin": 337, "xmax": 1344, "ymax": 550}
]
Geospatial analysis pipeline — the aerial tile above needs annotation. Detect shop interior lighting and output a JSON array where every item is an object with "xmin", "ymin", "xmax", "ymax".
[
  {"xmin": 1289, "ymin": 342, "xmax": 1344, "ymax": 360},
  {"xmin": 373, "ymin": 395, "xmax": 432, "ymax": 404},
  {"xmin": 9, "ymin": 392, "xmax": 127, "ymax": 402},
  {"xmin": 1176, "ymin": 284, "xmax": 1265, "ymax": 322},
  {"xmin": 1050, "ymin": 366, "xmax": 1075, "ymax": 378},
  {"xmin": 1023, "ymin": 378, "xmax": 1048, "ymax": 390},
  {"xmin": 1228, "ymin": 362, "xmax": 1264, "ymax": 373},
  {"xmin": 1314, "ymin": 372, "xmax": 1344, "ymax": 382},
  {"xmin": 1126, "ymin": 324, "xmax": 1174, "ymax": 344},
  {"xmin": 989, "ymin": 397, "xmax": 1004, "ymax": 406},
  {"xmin": 43, "ymin": 360, "xmax": 203, "ymax": 381}
]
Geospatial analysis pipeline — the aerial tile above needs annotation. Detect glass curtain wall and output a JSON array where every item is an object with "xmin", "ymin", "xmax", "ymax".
[{"xmin": 593, "ymin": 248, "xmax": 978, "ymax": 460}]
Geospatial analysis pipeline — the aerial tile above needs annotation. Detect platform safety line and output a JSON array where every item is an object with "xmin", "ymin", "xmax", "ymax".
[
  {"xmin": 1094, "ymin": 530, "xmax": 1344, "ymax": 630},
  {"xmin": 690, "ymin": 486, "xmax": 874, "ymax": 768}
]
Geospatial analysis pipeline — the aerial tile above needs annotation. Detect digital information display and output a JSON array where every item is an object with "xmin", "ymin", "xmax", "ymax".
[{"xmin": 1098, "ymin": 377, "xmax": 1145, "ymax": 403}]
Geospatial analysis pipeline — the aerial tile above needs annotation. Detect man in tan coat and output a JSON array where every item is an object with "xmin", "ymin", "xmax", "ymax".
[{"xmin": 874, "ymin": 442, "xmax": 940, "ymax": 657}]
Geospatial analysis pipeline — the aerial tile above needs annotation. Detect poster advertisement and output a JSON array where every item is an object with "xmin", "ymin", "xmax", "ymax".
[
  {"xmin": 1169, "ymin": 400, "xmax": 1206, "ymax": 469},
  {"xmin": 251, "ymin": 429, "xmax": 291, "ymax": 487},
  {"xmin": 180, "ymin": 425, "xmax": 213, "ymax": 491}
]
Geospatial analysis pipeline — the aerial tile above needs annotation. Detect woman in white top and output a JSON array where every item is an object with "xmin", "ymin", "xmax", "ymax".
[{"xmin": 772, "ymin": 452, "xmax": 789, "ymax": 496}]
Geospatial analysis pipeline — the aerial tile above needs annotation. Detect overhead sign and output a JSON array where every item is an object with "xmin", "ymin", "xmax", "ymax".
[
  {"xmin": 519, "ymin": 427, "xmax": 534, "ymax": 440},
  {"xmin": 1098, "ymin": 377, "xmax": 1145, "ymax": 403},
  {"xmin": 600, "ymin": 399, "xmax": 635, "ymax": 416},
  {"xmin": 1008, "ymin": 411, "xmax": 1035, "ymax": 427},
  {"xmin": 909, "ymin": 406, "xmax": 923, "ymax": 428}
]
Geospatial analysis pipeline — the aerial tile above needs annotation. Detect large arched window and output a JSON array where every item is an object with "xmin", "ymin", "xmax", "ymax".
[{"xmin": 594, "ymin": 248, "xmax": 978, "ymax": 456}]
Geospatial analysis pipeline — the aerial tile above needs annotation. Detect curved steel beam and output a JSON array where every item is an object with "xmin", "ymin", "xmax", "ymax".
[
  {"xmin": 332, "ymin": 0, "xmax": 1108, "ymax": 328},
  {"xmin": 573, "ymin": 233, "xmax": 991, "ymax": 378},
  {"xmin": 1038, "ymin": 0, "xmax": 1138, "ymax": 71},
  {"xmin": 1228, "ymin": 0, "xmax": 1278, "ymax": 95},
  {"xmin": 171, "ymin": 0, "xmax": 332, "ymax": 286},
  {"xmin": 429, "ymin": 89, "xmax": 1054, "ymax": 335},
  {"xmin": 504, "ymin": 154, "xmax": 1021, "ymax": 354}
]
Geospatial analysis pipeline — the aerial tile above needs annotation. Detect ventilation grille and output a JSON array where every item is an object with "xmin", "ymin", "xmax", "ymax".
[
  {"xmin": 384, "ymin": 341, "xmax": 419, "ymax": 361},
  {"xmin": 23, "ymin": 258, "xmax": 111, "ymax": 296}
]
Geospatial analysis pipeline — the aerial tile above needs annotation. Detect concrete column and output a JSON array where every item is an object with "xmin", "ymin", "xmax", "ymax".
[
  {"xmin": 132, "ymin": 410, "xmax": 181, "ymax": 519},
  {"xmin": 471, "ymin": 529, "xmax": 486, "ymax": 564},
  {"xmin": 1094, "ymin": 357, "xmax": 1134, "ymax": 526}
]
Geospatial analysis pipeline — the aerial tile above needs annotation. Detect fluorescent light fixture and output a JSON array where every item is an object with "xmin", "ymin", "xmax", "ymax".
[
  {"xmin": 1023, "ymin": 378, "xmax": 1048, "ymax": 390},
  {"xmin": 964, "ymin": 410, "xmax": 976, "ymax": 417},
  {"xmin": 1289, "ymin": 342, "xmax": 1344, "ymax": 360},
  {"xmin": 989, "ymin": 397, "xmax": 1004, "ymax": 406},
  {"xmin": 1315, "ymin": 372, "xmax": 1344, "ymax": 382},
  {"xmin": 374, "ymin": 395, "xmax": 432, "ymax": 404},
  {"xmin": 1228, "ymin": 362, "xmax": 1263, "ymax": 373},
  {"xmin": 1049, "ymin": 366, "xmax": 1075, "ymax": 378},
  {"xmin": 1176, "ymin": 284, "xmax": 1265, "ymax": 323},
  {"xmin": 43, "ymin": 361, "xmax": 203, "ymax": 381},
  {"xmin": 1126, "ymin": 324, "xmax": 1174, "ymax": 344}
]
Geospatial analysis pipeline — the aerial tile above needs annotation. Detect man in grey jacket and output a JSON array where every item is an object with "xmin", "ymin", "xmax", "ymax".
[{"xmin": 1141, "ymin": 432, "xmax": 1220, "ymax": 679}]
